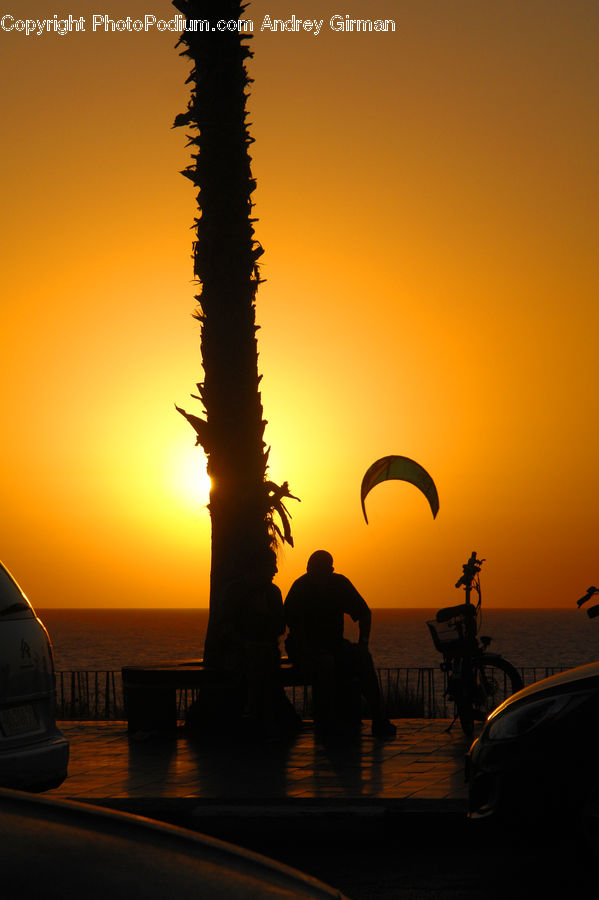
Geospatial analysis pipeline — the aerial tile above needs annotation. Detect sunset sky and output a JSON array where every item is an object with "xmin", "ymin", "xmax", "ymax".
[{"xmin": 1, "ymin": 1, "xmax": 597, "ymax": 610}]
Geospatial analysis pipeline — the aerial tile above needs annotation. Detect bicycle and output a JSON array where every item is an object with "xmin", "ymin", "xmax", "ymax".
[{"xmin": 427, "ymin": 552, "xmax": 523, "ymax": 737}]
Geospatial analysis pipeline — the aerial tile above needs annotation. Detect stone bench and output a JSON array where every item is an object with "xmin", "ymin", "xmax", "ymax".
[{"xmin": 121, "ymin": 659, "xmax": 308, "ymax": 734}]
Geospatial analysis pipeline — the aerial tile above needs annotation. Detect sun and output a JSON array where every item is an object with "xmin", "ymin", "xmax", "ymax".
[
  {"xmin": 168, "ymin": 444, "xmax": 211, "ymax": 510},
  {"xmin": 196, "ymin": 467, "xmax": 212, "ymax": 500}
]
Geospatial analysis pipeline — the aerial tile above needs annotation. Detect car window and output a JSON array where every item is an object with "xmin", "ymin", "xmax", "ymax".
[{"xmin": 0, "ymin": 565, "xmax": 34, "ymax": 617}]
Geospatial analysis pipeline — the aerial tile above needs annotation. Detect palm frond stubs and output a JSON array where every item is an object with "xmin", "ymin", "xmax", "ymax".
[{"xmin": 173, "ymin": 0, "xmax": 297, "ymax": 591}]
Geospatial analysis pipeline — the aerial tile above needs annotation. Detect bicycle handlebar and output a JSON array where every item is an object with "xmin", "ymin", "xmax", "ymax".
[{"xmin": 455, "ymin": 551, "xmax": 485, "ymax": 589}]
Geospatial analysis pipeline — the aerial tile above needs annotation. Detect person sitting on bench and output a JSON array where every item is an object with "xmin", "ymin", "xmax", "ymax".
[{"xmin": 284, "ymin": 550, "xmax": 396, "ymax": 738}]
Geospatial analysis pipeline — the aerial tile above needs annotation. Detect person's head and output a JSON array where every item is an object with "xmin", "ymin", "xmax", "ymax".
[
  {"xmin": 306, "ymin": 550, "xmax": 334, "ymax": 581},
  {"xmin": 243, "ymin": 546, "xmax": 278, "ymax": 585}
]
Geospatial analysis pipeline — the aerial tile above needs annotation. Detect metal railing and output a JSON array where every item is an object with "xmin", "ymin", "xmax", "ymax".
[
  {"xmin": 54, "ymin": 665, "xmax": 572, "ymax": 722},
  {"xmin": 55, "ymin": 670, "xmax": 125, "ymax": 720}
]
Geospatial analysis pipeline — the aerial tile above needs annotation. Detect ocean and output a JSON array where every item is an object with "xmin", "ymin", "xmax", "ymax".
[{"xmin": 38, "ymin": 607, "xmax": 599, "ymax": 673}]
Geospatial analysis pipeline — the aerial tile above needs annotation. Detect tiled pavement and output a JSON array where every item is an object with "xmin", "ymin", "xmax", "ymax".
[
  {"xmin": 49, "ymin": 719, "xmax": 471, "ymax": 819},
  {"xmin": 42, "ymin": 720, "xmax": 596, "ymax": 900}
]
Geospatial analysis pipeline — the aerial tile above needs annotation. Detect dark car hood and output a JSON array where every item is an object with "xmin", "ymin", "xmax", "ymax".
[
  {"xmin": 0, "ymin": 788, "xmax": 349, "ymax": 900},
  {"xmin": 489, "ymin": 660, "xmax": 599, "ymax": 721}
]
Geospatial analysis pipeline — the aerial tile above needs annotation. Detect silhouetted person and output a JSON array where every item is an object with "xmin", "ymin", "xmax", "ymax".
[
  {"xmin": 221, "ymin": 547, "xmax": 286, "ymax": 739},
  {"xmin": 284, "ymin": 550, "xmax": 396, "ymax": 738}
]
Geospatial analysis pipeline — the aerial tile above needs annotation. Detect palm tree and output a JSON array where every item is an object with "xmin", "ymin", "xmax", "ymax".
[{"xmin": 173, "ymin": 0, "xmax": 296, "ymax": 666}]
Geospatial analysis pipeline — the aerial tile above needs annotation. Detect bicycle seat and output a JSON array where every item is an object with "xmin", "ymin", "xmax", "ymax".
[{"xmin": 436, "ymin": 603, "xmax": 477, "ymax": 623}]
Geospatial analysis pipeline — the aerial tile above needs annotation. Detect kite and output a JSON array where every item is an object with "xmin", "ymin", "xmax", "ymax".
[{"xmin": 361, "ymin": 455, "xmax": 439, "ymax": 523}]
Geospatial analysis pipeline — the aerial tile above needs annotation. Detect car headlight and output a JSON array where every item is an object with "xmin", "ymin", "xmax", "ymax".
[{"xmin": 486, "ymin": 693, "xmax": 588, "ymax": 741}]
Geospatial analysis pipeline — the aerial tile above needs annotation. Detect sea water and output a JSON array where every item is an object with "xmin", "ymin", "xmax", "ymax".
[{"xmin": 38, "ymin": 608, "xmax": 599, "ymax": 672}]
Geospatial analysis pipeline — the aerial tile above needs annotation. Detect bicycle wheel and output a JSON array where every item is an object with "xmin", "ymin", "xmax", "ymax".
[
  {"xmin": 456, "ymin": 656, "xmax": 523, "ymax": 738},
  {"xmin": 473, "ymin": 657, "xmax": 524, "ymax": 721}
]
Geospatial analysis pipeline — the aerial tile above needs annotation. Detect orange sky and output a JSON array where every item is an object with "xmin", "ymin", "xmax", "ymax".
[{"xmin": 1, "ymin": 1, "xmax": 598, "ymax": 609}]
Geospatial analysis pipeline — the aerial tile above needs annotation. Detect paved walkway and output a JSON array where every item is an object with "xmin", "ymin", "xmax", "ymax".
[
  {"xmin": 49, "ymin": 719, "xmax": 471, "ymax": 820},
  {"xmin": 45, "ymin": 720, "xmax": 594, "ymax": 900}
]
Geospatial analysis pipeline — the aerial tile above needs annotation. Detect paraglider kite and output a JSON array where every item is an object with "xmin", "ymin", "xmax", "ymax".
[{"xmin": 361, "ymin": 455, "xmax": 439, "ymax": 523}]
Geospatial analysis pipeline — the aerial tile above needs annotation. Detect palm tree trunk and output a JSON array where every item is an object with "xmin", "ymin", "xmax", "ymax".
[{"xmin": 173, "ymin": 0, "xmax": 295, "ymax": 666}]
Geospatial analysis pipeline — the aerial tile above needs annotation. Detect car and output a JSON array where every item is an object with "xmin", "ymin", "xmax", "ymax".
[
  {"xmin": 0, "ymin": 561, "xmax": 69, "ymax": 790},
  {"xmin": 466, "ymin": 661, "xmax": 599, "ymax": 834},
  {"xmin": 0, "ymin": 787, "xmax": 349, "ymax": 899}
]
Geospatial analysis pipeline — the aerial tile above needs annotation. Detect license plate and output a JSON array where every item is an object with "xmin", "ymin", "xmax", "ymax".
[{"xmin": 0, "ymin": 704, "xmax": 40, "ymax": 736}]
